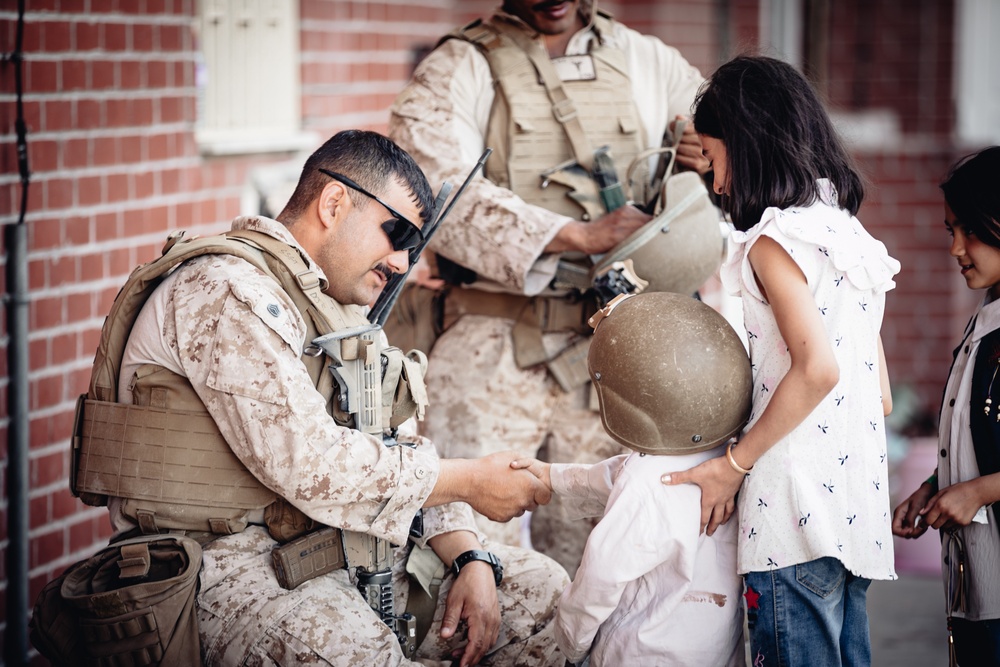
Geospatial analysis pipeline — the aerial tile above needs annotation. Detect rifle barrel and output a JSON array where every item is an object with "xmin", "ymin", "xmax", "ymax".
[{"xmin": 369, "ymin": 148, "xmax": 492, "ymax": 326}]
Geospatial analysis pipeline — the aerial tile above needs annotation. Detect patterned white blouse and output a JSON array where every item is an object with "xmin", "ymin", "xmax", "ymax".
[{"xmin": 721, "ymin": 180, "xmax": 901, "ymax": 580}]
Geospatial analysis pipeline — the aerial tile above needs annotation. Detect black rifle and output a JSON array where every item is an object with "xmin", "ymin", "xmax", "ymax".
[{"xmin": 368, "ymin": 148, "xmax": 492, "ymax": 326}]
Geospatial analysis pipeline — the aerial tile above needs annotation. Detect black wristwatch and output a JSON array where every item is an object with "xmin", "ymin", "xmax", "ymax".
[{"xmin": 452, "ymin": 549, "xmax": 503, "ymax": 586}]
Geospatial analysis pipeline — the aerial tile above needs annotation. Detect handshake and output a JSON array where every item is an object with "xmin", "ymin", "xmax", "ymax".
[{"xmin": 436, "ymin": 452, "xmax": 554, "ymax": 523}]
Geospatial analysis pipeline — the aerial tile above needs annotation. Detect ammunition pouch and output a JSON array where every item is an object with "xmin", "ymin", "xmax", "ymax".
[
  {"xmin": 441, "ymin": 287, "xmax": 597, "ymax": 337},
  {"xmin": 30, "ymin": 534, "xmax": 203, "ymax": 667},
  {"xmin": 382, "ymin": 346, "xmax": 430, "ymax": 427},
  {"xmin": 270, "ymin": 526, "xmax": 415, "ymax": 657},
  {"xmin": 443, "ymin": 287, "xmax": 599, "ymax": 391}
]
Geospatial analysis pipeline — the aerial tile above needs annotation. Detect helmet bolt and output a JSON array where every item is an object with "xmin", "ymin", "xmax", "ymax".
[
  {"xmin": 691, "ymin": 434, "xmax": 702, "ymax": 443},
  {"xmin": 594, "ymin": 372, "xmax": 602, "ymax": 381}
]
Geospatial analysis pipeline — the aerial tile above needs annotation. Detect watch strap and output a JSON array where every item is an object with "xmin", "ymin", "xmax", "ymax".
[{"xmin": 451, "ymin": 549, "xmax": 503, "ymax": 586}]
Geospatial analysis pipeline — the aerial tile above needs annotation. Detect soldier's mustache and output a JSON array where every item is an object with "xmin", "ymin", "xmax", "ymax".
[{"xmin": 373, "ymin": 264, "xmax": 392, "ymax": 282}]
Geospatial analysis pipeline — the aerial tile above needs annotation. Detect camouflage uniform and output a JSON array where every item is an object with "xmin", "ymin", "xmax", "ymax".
[
  {"xmin": 114, "ymin": 216, "xmax": 568, "ymax": 665},
  {"xmin": 389, "ymin": 8, "xmax": 704, "ymax": 574}
]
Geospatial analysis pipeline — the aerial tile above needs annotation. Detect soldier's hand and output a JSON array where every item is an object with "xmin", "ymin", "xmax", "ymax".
[
  {"xmin": 442, "ymin": 562, "xmax": 501, "ymax": 667},
  {"xmin": 469, "ymin": 451, "xmax": 552, "ymax": 521},
  {"xmin": 509, "ymin": 457, "xmax": 552, "ymax": 494},
  {"xmin": 662, "ymin": 454, "xmax": 742, "ymax": 535},
  {"xmin": 550, "ymin": 205, "xmax": 652, "ymax": 255},
  {"xmin": 671, "ymin": 115, "xmax": 711, "ymax": 175}
]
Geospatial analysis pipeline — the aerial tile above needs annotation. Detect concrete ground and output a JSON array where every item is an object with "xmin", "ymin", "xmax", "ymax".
[{"xmin": 869, "ymin": 574, "xmax": 950, "ymax": 666}]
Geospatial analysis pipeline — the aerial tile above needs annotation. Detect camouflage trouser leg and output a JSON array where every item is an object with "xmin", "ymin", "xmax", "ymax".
[
  {"xmin": 196, "ymin": 528, "xmax": 567, "ymax": 666},
  {"xmin": 414, "ymin": 542, "xmax": 569, "ymax": 666},
  {"xmin": 421, "ymin": 316, "xmax": 624, "ymax": 577}
]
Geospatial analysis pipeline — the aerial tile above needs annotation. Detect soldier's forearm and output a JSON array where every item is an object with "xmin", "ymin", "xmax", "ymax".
[
  {"xmin": 426, "ymin": 458, "xmax": 479, "ymax": 508},
  {"xmin": 544, "ymin": 220, "xmax": 586, "ymax": 253},
  {"xmin": 427, "ymin": 529, "xmax": 482, "ymax": 567}
]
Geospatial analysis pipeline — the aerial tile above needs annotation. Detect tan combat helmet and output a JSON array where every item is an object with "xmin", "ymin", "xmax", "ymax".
[
  {"xmin": 591, "ymin": 128, "xmax": 725, "ymax": 298},
  {"xmin": 587, "ymin": 292, "xmax": 752, "ymax": 455}
]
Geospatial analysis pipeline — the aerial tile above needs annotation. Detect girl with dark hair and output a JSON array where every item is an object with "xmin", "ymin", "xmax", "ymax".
[
  {"xmin": 665, "ymin": 56, "xmax": 901, "ymax": 666},
  {"xmin": 893, "ymin": 146, "xmax": 1000, "ymax": 667}
]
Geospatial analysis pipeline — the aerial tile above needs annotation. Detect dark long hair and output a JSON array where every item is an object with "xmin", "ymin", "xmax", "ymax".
[
  {"xmin": 693, "ymin": 56, "xmax": 864, "ymax": 231},
  {"xmin": 279, "ymin": 129, "xmax": 434, "ymax": 226},
  {"xmin": 940, "ymin": 146, "xmax": 1000, "ymax": 249}
]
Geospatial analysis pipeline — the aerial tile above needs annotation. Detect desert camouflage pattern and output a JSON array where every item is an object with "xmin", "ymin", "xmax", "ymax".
[
  {"xmin": 422, "ymin": 316, "xmax": 624, "ymax": 575},
  {"xmin": 390, "ymin": 11, "xmax": 703, "ymax": 575},
  {"xmin": 120, "ymin": 217, "xmax": 460, "ymax": 546},
  {"xmin": 196, "ymin": 528, "xmax": 568, "ymax": 666},
  {"xmin": 118, "ymin": 217, "xmax": 566, "ymax": 664}
]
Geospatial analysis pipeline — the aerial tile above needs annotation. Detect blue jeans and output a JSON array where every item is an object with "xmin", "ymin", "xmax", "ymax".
[{"xmin": 744, "ymin": 557, "xmax": 872, "ymax": 667}]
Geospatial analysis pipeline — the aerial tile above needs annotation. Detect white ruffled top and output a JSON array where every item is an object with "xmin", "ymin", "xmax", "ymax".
[{"xmin": 722, "ymin": 179, "xmax": 901, "ymax": 579}]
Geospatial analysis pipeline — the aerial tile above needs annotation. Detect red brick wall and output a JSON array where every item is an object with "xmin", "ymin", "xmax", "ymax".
[
  {"xmin": 857, "ymin": 148, "xmax": 971, "ymax": 423},
  {"xmin": 0, "ymin": 0, "xmax": 968, "ymax": 662},
  {"xmin": 825, "ymin": 0, "xmax": 956, "ymax": 137},
  {"xmin": 0, "ymin": 4, "xmax": 307, "ymax": 660}
]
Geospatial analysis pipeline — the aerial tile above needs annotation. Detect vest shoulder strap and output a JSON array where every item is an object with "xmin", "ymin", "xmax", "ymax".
[{"xmin": 89, "ymin": 229, "xmax": 359, "ymax": 403}]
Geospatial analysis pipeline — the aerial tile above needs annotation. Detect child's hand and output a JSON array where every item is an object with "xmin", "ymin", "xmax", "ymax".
[
  {"xmin": 920, "ymin": 479, "xmax": 987, "ymax": 531},
  {"xmin": 891, "ymin": 482, "xmax": 935, "ymax": 538},
  {"xmin": 662, "ymin": 455, "xmax": 744, "ymax": 535},
  {"xmin": 510, "ymin": 457, "xmax": 552, "ymax": 494}
]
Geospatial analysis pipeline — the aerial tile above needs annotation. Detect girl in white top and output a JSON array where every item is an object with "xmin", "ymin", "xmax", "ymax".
[
  {"xmin": 665, "ymin": 56, "xmax": 900, "ymax": 666},
  {"xmin": 892, "ymin": 147, "xmax": 1000, "ymax": 666}
]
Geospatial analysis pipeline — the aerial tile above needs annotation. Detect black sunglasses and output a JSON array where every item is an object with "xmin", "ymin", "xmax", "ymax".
[{"xmin": 318, "ymin": 168, "xmax": 425, "ymax": 252}]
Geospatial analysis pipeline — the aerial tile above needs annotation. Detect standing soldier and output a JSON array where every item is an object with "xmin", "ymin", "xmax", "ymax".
[{"xmin": 389, "ymin": 0, "xmax": 711, "ymax": 574}]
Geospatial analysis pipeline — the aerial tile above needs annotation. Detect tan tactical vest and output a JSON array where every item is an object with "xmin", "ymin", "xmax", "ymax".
[
  {"xmin": 450, "ymin": 12, "xmax": 647, "ymax": 221},
  {"xmin": 72, "ymin": 228, "xmax": 427, "ymax": 539}
]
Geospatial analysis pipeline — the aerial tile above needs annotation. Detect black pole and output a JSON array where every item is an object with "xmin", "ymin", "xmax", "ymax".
[
  {"xmin": 4, "ymin": 0, "xmax": 31, "ymax": 663},
  {"xmin": 5, "ymin": 222, "xmax": 29, "ymax": 667}
]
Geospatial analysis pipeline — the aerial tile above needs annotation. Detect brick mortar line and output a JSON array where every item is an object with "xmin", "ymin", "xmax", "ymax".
[
  {"xmin": 0, "ymin": 10, "xmax": 195, "ymax": 25},
  {"xmin": 0, "ymin": 202, "xmax": 239, "ymax": 226},
  {"xmin": 24, "ymin": 218, "xmax": 234, "ymax": 259},
  {"xmin": 0, "ymin": 125, "xmax": 200, "ymax": 148},
  {"xmin": 0, "ymin": 156, "xmax": 206, "ymax": 180},
  {"xmin": 0, "ymin": 89, "xmax": 196, "ymax": 102},
  {"xmin": 15, "ymin": 52, "xmax": 197, "ymax": 62},
  {"xmin": 301, "ymin": 52, "xmax": 431, "ymax": 64}
]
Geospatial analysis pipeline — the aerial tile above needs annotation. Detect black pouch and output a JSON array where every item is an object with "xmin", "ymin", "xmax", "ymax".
[{"xmin": 31, "ymin": 534, "xmax": 204, "ymax": 667}]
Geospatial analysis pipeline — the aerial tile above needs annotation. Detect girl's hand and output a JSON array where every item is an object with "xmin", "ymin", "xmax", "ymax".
[
  {"xmin": 662, "ymin": 455, "xmax": 744, "ymax": 535},
  {"xmin": 920, "ymin": 479, "xmax": 986, "ymax": 530},
  {"xmin": 891, "ymin": 482, "xmax": 935, "ymax": 538}
]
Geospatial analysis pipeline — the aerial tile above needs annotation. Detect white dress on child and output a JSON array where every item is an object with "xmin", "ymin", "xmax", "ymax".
[
  {"xmin": 550, "ymin": 449, "xmax": 745, "ymax": 666},
  {"xmin": 721, "ymin": 179, "xmax": 900, "ymax": 580}
]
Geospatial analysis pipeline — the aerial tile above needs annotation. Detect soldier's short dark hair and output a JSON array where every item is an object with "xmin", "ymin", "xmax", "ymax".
[{"xmin": 279, "ymin": 129, "xmax": 434, "ymax": 227}]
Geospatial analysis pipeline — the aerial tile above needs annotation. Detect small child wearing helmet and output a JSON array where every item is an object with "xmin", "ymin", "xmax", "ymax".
[{"xmin": 513, "ymin": 291, "xmax": 751, "ymax": 666}]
